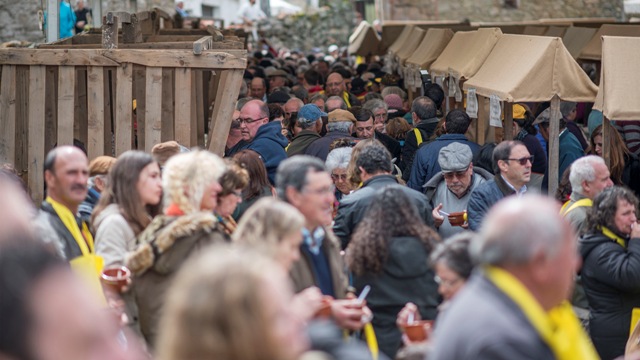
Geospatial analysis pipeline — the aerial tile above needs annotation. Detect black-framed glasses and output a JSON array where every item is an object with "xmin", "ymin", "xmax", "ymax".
[
  {"xmin": 506, "ymin": 155, "xmax": 534, "ymax": 166},
  {"xmin": 238, "ymin": 117, "xmax": 266, "ymax": 125},
  {"xmin": 331, "ymin": 173, "xmax": 347, "ymax": 181}
]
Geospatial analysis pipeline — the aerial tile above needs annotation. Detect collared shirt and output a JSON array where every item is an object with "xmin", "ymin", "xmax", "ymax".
[
  {"xmin": 303, "ymin": 227, "xmax": 326, "ymax": 255},
  {"xmin": 501, "ymin": 175, "xmax": 527, "ymax": 197}
]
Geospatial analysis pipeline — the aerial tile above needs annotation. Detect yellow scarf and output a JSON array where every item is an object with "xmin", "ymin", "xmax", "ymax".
[
  {"xmin": 46, "ymin": 196, "xmax": 95, "ymax": 255},
  {"xmin": 602, "ymin": 226, "xmax": 627, "ymax": 248},
  {"xmin": 485, "ymin": 266, "xmax": 599, "ymax": 360}
]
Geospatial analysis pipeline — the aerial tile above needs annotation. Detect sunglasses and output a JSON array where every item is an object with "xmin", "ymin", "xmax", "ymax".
[
  {"xmin": 506, "ymin": 155, "xmax": 534, "ymax": 166},
  {"xmin": 443, "ymin": 167, "xmax": 469, "ymax": 180},
  {"xmin": 331, "ymin": 173, "xmax": 347, "ymax": 181}
]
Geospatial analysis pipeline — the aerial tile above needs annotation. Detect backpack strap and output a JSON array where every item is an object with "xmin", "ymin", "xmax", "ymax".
[{"xmin": 413, "ymin": 128, "xmax": 423, "ymax": 147}]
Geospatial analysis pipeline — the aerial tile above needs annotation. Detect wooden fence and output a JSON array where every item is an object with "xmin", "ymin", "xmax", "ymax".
[{"xmin": 0, "ymin": 10, "xmax": 247, "ymax": 203}]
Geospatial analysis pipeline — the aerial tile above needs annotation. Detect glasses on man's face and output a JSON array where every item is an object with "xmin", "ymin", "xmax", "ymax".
[
  {"xmin": 506, "ymin": 155, "xmax": 534, "ymax": 166},
  {"xmin": 238, "ymin": 117, "xmax": 266, "ymax": 125},
  {"xmin": 443, "ymin": 168, "xmax": 469, "ymax": 180},
  {"xmin": 331, "ymin": 173, "xmax": 347, "ymax": 181}
]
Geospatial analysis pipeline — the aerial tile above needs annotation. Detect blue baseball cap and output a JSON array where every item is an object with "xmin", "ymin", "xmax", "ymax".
[{"xmin": 298, "ymin": 104, "xmax": 328, "ymax": 120}]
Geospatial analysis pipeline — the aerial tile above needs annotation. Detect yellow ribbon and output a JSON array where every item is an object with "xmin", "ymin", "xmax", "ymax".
[
  {"xmin": 560, "ymin": 198, "xmax": 592, "ymax": 216},
  {"xmin": 485, "ymin": 266, "xmax": 599, "ymax": 360},
  {"xmin": 602, "ymin": 226, "xmax": 627, "ymax": 248}
]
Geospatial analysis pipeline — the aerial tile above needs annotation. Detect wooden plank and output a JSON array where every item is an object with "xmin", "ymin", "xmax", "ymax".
[
  {"xmin": 15, "ymin": 66, "xmax": 29, "ymax": 179},
  {"xmin": 115, "ymin": 64, "xmax": 133, "ymax": 155},
  {"xmin": 503, "ymin": 101, "xmax": 513, "ymax": 141},
  {"xmin": 103, "ymin": 68, "xmax": 114, "ymax": 156},
  {"xmin": 87, "ymin": 66, "xmax": 105, "ymax": 159},
  {"xmin": 102, "ymin": 14, "xmax": 119, "ymax": 50},
  {"xmin": 161, "ymin": 68, "xmax": 174, "ymax": 141},
  {"xmin": 193, "ymin": 36, "xmax": 213, "ymax": 55},
  {"xmin": 0, "ymin": 65, "xmax": 17, "ymax": 164},
  {"xmin": 28, "ymin": 66, "xmax": 46, "ymax": 203},
  {"xmin": 106, "ymin": 11, "xmax": 132, "ymax": 23},
  {"xmin": 202, "ymin": 70, "xmax": 211, "ymax": 134},
  {"xmin": 138, "ymin": 11, "xmax": 159, "ymax": 35},
  {"xmin": 122, "ymin": 14, "xmax": 143, "ymax": 44},
  {"xmin": 57, "ymin": 66, "xmax": 76, "ymax": 146},
  {"xmin": 39, "ymin": 41, "xmax": 244, "ymax": 50},
  {"xmin": 195, "ymin": 70, "xmax": 205, "ymax": 147},
  {"xmin": 548, "ymin": 95, "xmax": 561, "ymax": 197},
  {"xmin": 44, "ymin": 66, "xmax": 58, "ymax": 153},
  {"xmin": 174, "ymin": 67, "xmax": 191, "ymax": 146},
  {"xmin": 74, "ymin": 67, "xmax": 88, "ymax": 148},
  {"xmin": 0, "ymin": 49, "xmax": 247, "ymax": 69},
  {"xmin": 46, "ymin": 0, "xmax": 59, "ymax": 42},
  {"xmin": 132, "ymin": 65, "xmax": 146, "ymax": 150},
  {"xmin": 207, "ymin": 69, "xmax": 243, "ymax": 155},
  {"xmin": 190, "ymin": 71, "xmax": 198, "ymax": 146},
  {"xmin": 144, "ymin": 67, "xmax": 162, "ymax": 152}
]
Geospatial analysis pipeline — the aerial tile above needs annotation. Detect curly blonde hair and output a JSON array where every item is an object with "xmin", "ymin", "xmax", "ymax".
[
  {"xmin": 162, "ymin": 150, "xmax": 226, "ymax": 214},
  {"xmin": 232, "ymin": 198, "xmax": 305, "ymax": 262},
  {"xmin": 346, "ymin": 138, "xmax": 383, "ymax": 188}
]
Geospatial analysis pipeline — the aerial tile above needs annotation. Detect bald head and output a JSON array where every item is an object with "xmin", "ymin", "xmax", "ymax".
[
  {"xmin": 325, "ymin": 72, "xmax": 345, "ymax": 97},
  {"xmin": 250, "ymin": 77, "xmax": 267, "ymax": 100},
  {"xmin": 44, "ymin": 146, "xmax": 89, "ymax": 212},
  {"xmin": 239, "ymin": 100, "xmax": 270, "ymax": 142}
]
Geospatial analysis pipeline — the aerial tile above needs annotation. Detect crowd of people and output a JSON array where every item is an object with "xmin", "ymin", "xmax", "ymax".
[{"xmin": 1, "ymin": 43, "xmax": 640, "ymax": 360}]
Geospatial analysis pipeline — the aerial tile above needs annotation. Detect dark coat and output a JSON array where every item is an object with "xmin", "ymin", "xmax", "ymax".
[
  {"xmin": 287, "ymin": 130, "xmax": 321, "ymax": 157},
  {"xmin": 240, "ymin": 121, "xmax": 289, "ymax": 185},
  {"xmin": 431, "ymin": 273, "xmax": 555, "ymax": 360},
  {"xmin": 467, "ymin": 174, "xmax": 515, "ymax": 231},
  {"xmin": 305, "ymin": 131, "xmax": 355, "ymax": 161},
  {"xmin": 579, "ymin": 232, "xmax": 640, "ymax": 360},
  {"xmin": 333, "ymin": 174, "xmax": 434, "ymax": 249},
  {"xmin": 401, "ymin": 118, "xmax": 439, "ymax": 181},
  {"xmin": 37, "ymin": 201, "xmax": 90, "ymax": 260},
  {"xmin": 352, "ymin": 236, "xmax": 439, "ymax": 359}
]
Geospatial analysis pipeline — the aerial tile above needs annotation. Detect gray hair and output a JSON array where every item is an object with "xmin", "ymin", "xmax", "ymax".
[
  {"xmin": 325, "ymin": 96, "xmax": 347, "ymax": 111},
  {"xmin": 276, "ymin": 156, "xmax": 327, "ymax": 202},
  {"xmin": 363, "ymin": 99, "xmax": 387, "ymax": 114},
  {"xmin": 560, "ymin": 101, "xmax": 577, "ymax": 118},
  {"xmin": 325, "ymin": 147, "xmax": 352, "ymax": 173},
  {"xmin": 471, "ymin": 195, "xmax": 567, "ymax": 266},
  {"xmin": 326, "ymin": 121, "xmax": 352, "ymax": 133},
  {"xmin": 381, "ymin": 86, "xmax": 407, "ymax": 100},
  {"xmin": 236, "ymin": 97, "xmax": 253, "ymax": 111},
  {"xmin": 569, "ymin": 155, "xmax": 605, "ymax": 194},
  {"xmin": 411, "ymin": 96, "xmax": 437, "ymax": 120},
  {"xmin": 356, "ymin": 143, "xmax": 392, "ymax": 174},
  {"xmin": 296, "ymin": 116, "xmax": 318, "ymax": 130}
]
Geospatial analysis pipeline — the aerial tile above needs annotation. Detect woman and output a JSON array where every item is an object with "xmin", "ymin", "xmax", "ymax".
[
  {"xmin": 512, "ymin": 103, "xmax": 547, "ymax": 191},
  {"xmin": 156, "ymin": 246, "xmax": 308, "ymax": 360},
  {"xmin": 216, "ymin": 160, "xmax": 249, "ymax": 235},
  {"xmin": 93, "ymin": 150, "xmax": 163, "ymax": 267},
  {"xmin": 386, "ymin": 117, "xmax": 412, "ymax": 146},
  {"xmin": 346, "ymin": 187, "xmax": 441, "ymax": 359},
  {"xmin": 589, "ymin": 124, "xmax": 640, "ymax": 197},
  {"xmin": 579, "ymin": 186, "xmax": 640, "ymax": 359},
  {"xmin": 326, "ymin": 147, "xmax": 353, "ymax": 206},
  {"xmin": 126, "ymin": 150, "xmax": 228, "ymax": 347},
  {"xmin": 346, "ymin": 138, "xmax": 379, "ymax": 190},
  {"xmin": 231, "ymin": 149, "xmax": 275, "ymax": 220}
]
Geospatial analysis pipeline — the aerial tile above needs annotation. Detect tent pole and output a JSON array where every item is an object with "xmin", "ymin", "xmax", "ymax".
[
  {"xmin": 476, "ymin": 95, "xmax": 487, "ymax": 145},
  {"xmin": 503, "ymin": 101, "xmax": 513, "ymax": 141},
  {"xmin": 548, "ymin": 95, "xmax": 561, "ymax": 196},
  {"xmin": 47, "ymin": 0, "xmax": 59, "ymax": 43},
  {"xmin": 602, "ymin": 117, "xmax": 611, "ymax": 169}
]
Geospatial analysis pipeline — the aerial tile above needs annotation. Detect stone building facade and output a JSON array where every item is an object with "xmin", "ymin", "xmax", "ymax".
[{"xmin": 377, "ymin": 0, "xmax": 625, "ymax": 22}]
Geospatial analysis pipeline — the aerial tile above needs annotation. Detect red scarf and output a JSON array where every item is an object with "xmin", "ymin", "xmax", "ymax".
[{"xmin": 165, "ymin": 203, "xmax": 185, "ymax": 216}]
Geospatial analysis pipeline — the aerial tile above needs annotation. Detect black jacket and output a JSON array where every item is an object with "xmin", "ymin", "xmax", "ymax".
[
  {"xmin": 401, "ymin": 119, "xmax": 439, "ymax": 181},
  {"xmin": 39, "ymin": 201, "xmax": 88, "ymax": 260},
  {"xmin": 352, "ymin": 236, "xmax": 439, "ymax": 359},
  {"xmin": 579, "ymin": 231, "xmax": 640, "ymax": 360}
]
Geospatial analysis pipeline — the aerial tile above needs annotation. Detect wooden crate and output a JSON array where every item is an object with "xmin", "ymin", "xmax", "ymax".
[{"xmin": 0, "ymin": 10, "xmax": 246, "ymax": 203}]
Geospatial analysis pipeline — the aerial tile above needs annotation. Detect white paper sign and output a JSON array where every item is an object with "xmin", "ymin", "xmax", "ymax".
[
  {"xmin": 466, "ymin": 88, "xmax": 478, "ymax": 118},
  {"xmin": 490, "ymin": 95, "xmax": 502, "ymax": 128},
  {"xmin": 454, "ymin": 80, "xmax": 463, "ymax": 103},
  {"xmin": 435, "ymin": 75, "xmax": 444, "ymax": 88},
  {"xmin": 448, "ymin": 75, "xmax": 456, "ymax": 97}
]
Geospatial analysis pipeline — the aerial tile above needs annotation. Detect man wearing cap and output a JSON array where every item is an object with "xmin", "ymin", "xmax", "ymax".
[
  {"xmin": 425, "ymin": 143, "xmax": 492, "ymax": 239},
  {"xmin": 78, "ymin": 155, "xmax": 116, "ymax": 223},
  {"xmin": 325, "ymin": 72, "xmax": 360, "ymax": 108},
  {"xmin": 287, "ymin": 104, "xmax": 325, "ymax": 157},
  {"xmin": 268, "ymin": 70, "xmax": 289, "ymax": 92},
  {"xmin": 237, "ymin": 99, "xmax": 288, "ymax": 184},
  {"xmin": 305, "ymin": 109, "xmax": 356, "ymax": 161}
]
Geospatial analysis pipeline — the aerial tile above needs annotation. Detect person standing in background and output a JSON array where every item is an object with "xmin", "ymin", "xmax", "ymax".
[{"xmin": 74, "ymin": 0, "xmax": 91, "ymax": 34}]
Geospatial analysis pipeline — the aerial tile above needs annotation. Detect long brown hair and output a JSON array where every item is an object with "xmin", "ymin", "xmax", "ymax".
[
  {"xmin": 589, "ymin": 124, "xmax": 629, "ymax": 184},
  {"xmin": 92, "ymin": 151, "xmax": 162, "ymax": 235},
  {"xmin": 346, "ymin": 187, "xmax": 440, "ymax": 275},
  {"xmin": 232, "ymin": 150, "xmax": 272, "ymax": 200}
]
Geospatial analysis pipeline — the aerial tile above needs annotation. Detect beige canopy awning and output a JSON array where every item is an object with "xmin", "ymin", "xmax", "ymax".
[
  {"xmin": 387, "ymin": 25, "xmax": 414, "ymax": 55},
  {"xmin": 523, "ymin": 26, "xmax": 548, "ymax": 36},
  {"xmin": 405, "ymin": 28, "xmax": 454, "ymax": 69},
  {"xmin": 429, "ymin": 28, "xmax": 503, "ymax": 80},
  {"xmin": 348, "ymin": 21, "xmax": 382, "ymax": 56},
  {"xmin": 593, "ymin": 36, "xmax": 640, "ymax": 121},
  {"xmin": 562, "ymin": 26, "xmax": 597, "ymax": 59},
  {"xmin": 395, "ymin": 27, "xmax": 427, "ymax": 64},
  {"xmin": 544, "ymin": 26, "xmax": 568, "ymax": 37},
  {"xmin": 463, "ymin": 34, "xmax": 597, "ymax": 102},
  {"xmin": 578, "ymin": 24, "xmax": 640, "ymax": 61}
]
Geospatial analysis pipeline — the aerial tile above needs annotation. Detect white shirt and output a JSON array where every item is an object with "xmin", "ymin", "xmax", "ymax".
[{"xmin": 238, "ymin": 2, "xmax": 266, "ymax": 22}]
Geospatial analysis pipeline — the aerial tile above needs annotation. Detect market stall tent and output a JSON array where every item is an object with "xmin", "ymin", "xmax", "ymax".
[
  {"xmin": 562, "ymin": 26, "xmax": 598, "ymax": 59},
  {"xmin": 349, "ymin": 21, "xmax": 383, "ymax": 57},
  {"xmin": 578, "ymin": 24, "xmax": 640, "ymax": 61},
  {"xmin": 404, "ymin": 28, "xmax": 454, "ymax": 90},
  {"xmin": 395, "ymin": 27, "xmax": 427, "ymax": 70}
]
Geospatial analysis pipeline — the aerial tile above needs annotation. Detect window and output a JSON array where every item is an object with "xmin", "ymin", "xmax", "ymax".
[{"xmin": 201, "ymin": 5, "xmax": 220, "ymax": 18}]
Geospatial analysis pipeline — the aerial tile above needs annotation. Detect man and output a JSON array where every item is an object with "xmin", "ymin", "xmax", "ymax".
[
  {"xmin": 305, "ymin": 109, "xmax": 356, "ymax": 161},
  {"xmin": 325, "ymin": 96, "xmax": 347, "ymax": 113},
  {"xmin": 351, "ymin": 107, "xmax": 401, "ymax": 162},
  {"xmin": 560, "ymin": 101, "xmax": 588, "ymax": 151},
  {"xmin": 78, "ymin": 155, "xmax": 115, "ymax": 223},
  {"xmin": 277, "ymin": 156, "xmax": 370, "ymax": 331},
  {"xmin": 268, "ymin": 69, "xmax": 289, "ymax": 92},
  {"xmin": 74, "ymin": 0, "xmax": 91, "ymax": 34},
  {"xmin": 408, "ymin": 109, "xmax": 479, "ymax": 191},
  {"xmin": 325, "ymin": 72, "xmax": 360, "ymax": 107},
  {"xmin": 175, "ymin": 1, "xmax": 188, "ymax": 17},
  {"xmin": 287, "ymin": 104, "xmax": 324, "ymax": 157},
  {"xmin": 237, "ymin": 100, "xmax": 288, "ymax": 184},
  {"xmin": 250, "ymin": 77, "xmax": 267, "ymax": 102},
  {"xmin": 430, "ymin": 195, "xmax": 596, "ymax": 359},
  {"xmin": 401, "ymin": 96, "xmax": 439, "ymax": 181},
  {"xmin": 237, "ymin": 0, "xmax": 266, "ymax": 42},
  {"xmin": 362, "ymin": 99, "xmax": 388, "ymax": 134},
  {"xmin": 225, "ymin": 111, "xmax": 245, "ymax": 156},
  {"xmin": 303, "ymin": 69, "xmax": 324, "ymax": 95},
  {"xmin": 333, "ymin": 142, "xmax": 433, "ymax": 249},
  {"xmin": 284, "ymin": 97, "xmax": 304, "ymax": 123},
  {"xmin": 467, "ymin": 141, "xmax": 532, "ymax": 231},
  {"xmin": 535, "ymin": 108, "xmax": 585, "ymax": 188},
  {"xmin": 34, "ymin": 146, "xmax": 94, "ymax": 261},
  {"xmin": 562, "ymin": 155, "xmax": 613, "ymax": 236},
  {"xmin": 426, "ymin": 143, "xmax": 492, "ymax": 239},
  {"xmin": 291, "ymin": 85, "xmax": 309, "ymax": 104}
]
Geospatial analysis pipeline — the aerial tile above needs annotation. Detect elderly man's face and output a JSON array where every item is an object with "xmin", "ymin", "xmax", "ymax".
[
  {"xmin": 325, "ymin": 73, "xmax": 345, "ymax": 97},
  {"xmin": 250, "ymin": 78, "xmax": 266, "ymax": 100},
  {"xmin": 499, "ymin": 144, "xmax": 531, "ymax": 188},
  {"xmin": 269, "ymin": 76, "xmax": 286, "ymax": 91},
  {"xmin": 355, "ymin": 118, "xmax": 374, "ymax": 139},
  {"xmin": 45, "ymin": 147, "xmax": 89, "ymax": 210},
  {"xmin": 444, "ymin": 164, "xmax": 474, "ymax": 198},
  {"xmin": 288, "ymin": 170, "xmax": 335, "ymax": 228},
  {"xmin": 583, "ymin": 162, "xmax": 612, "ymax": 199},
  {"xmin": 325, "ymin": 99, "xmax": 344, "ymax": 113},
  {"xmin": 373, "ymin": 108, "xmax": 387, "ymax": 133},
  {"xmin": 239, "ymin": 101, "xmax": 268, "ymax": 141},
  {"xmin": 284, "ymin": 101, "xmax": 302, "ymax": 120}
]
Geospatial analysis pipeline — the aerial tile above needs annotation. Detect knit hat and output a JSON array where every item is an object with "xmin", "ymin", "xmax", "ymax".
[
  {"xmin": 328, "ymin": 109, "xmax": 356, "ymax": 124},
  {"xmin": 89, "ymin": 156, "xmax": 116, "ymax": 177},
  {"xmin": 438, "ymin": 143, "xmax": 473, "ymax": 173}
]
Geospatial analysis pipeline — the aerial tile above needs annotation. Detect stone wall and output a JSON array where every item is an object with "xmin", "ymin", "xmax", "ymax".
[{"xmin": 377, "ymin": 0, "xmax": 625, "ymax": 22}]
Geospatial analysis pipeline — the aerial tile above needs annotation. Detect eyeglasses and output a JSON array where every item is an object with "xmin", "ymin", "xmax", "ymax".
[
  {"xmin": 231, "ymin": 190, "xmax": 243, "ymax": 198},
  {"xmin": 374, "ymin": 113, "xmax": 388, "ymax": 120},
  {"xmin": 238, "ymin": 117, "xmax": 266, "ymax": 125},
  {"xmin": 506, "ymin": 155, "xmax": 534, "ymax": 166},
  {"xmin": 443, "ymin": 167, "xmax": 469, "ymax": 180},
  {"xmin": 331, "ymin": 173, "xmax": 347, "ymax": 181},
  {"xmin": 434, "ymin": 275, "xmax": 462, "ymax": 288}
]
